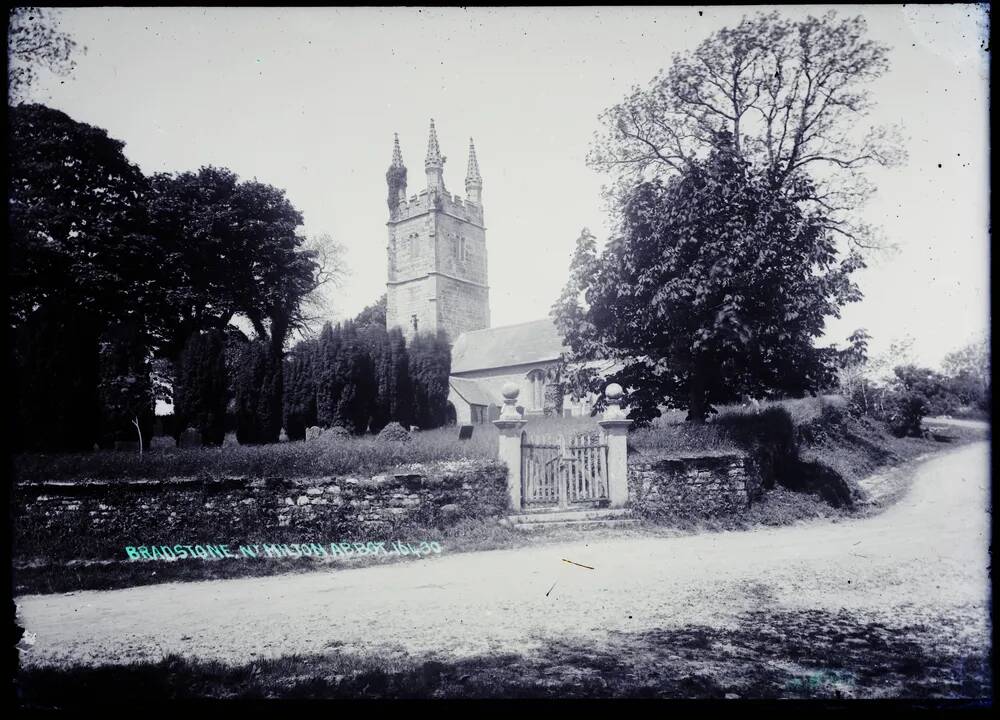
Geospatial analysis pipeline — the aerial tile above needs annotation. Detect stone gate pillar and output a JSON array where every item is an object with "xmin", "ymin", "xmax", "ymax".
[
  {"xmin": 598, "ymin": 384, "xmax": 633, "ymax": 508},
  {"xmin": 494, "ymin": 383, "xmax": 527, "ymax": 511}
]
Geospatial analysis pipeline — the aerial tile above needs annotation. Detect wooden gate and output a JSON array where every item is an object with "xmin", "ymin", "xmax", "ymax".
[{"xmin": 520, "ymin": 432, "xmax": 609, "ymax": 509}]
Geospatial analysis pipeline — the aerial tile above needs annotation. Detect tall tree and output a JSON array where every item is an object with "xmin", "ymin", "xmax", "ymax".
[
  {"xmin": 234, "ymin": 339, "xmax": 283, "ymax": 445},
  {"xmin": 9, "ymin": 104, "xmax": 155, "ymax": 452},
  {"xmin": 283, "ymin": 338, "xmax": 318, "ymax": 439},
  {"xmin": 9, "ymin": 104, "xmax": 154, "ymax": 332},
  {"xmin": 589, "ymin": 10, "xmax": 905, "ymax": 250},
  {"xmin": 174, "ymin": 329, "xmax": 229, "ymax": 445},
  {"xmin": 146, "ymin": 167, "xmax": 324, "ymax": 360},
  {"xmin": 97, "ymin": 319, "xmax": 155, "ymax": 448},
  {"xmin": 408, "ymin": 330, "xmax": 452, "ymax": 429},
  {"xmin": 554, "ymin": 149, "xmax": 863, "ymax": 424},
  {"xmin": 7, "ymin": 7, "xmax": 84, "ymax": 104}
]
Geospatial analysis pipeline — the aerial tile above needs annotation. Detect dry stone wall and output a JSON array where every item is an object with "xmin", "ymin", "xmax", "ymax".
[
  {"xmin": 14, "ymin": 460, "xmax": 508, "ymax": 560},
  {"xmin": 628, "ymin": 453, "xmax": 763, "ymax": 519}
]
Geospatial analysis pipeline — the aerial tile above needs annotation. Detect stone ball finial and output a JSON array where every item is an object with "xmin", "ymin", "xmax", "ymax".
[
  {"xmin": 501, "ymin": 383, "xmax": 520, "ymax": 402},
  {"xmin": 605, "ymin": 383, "xmax": 624, "ymax": 402}
]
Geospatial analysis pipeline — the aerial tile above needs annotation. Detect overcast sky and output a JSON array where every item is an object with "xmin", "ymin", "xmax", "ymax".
[{"xmin": 21, "ymin": 4, "xmax": 990, "ymax": 369}]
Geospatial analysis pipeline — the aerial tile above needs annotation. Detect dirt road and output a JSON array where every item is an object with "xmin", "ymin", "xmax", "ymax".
[{"xmin": 16, "ymin": 441, "xmax": 991, "ymax": 670}]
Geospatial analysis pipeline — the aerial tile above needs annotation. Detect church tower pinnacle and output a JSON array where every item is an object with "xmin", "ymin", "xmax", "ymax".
[
  {"xmin": 424, "ymin": 118, "xmax": 445, "ymax": 191},
  {"xmin": 386, "ymin": 132, "xmax": 407, "ymax": 212},
  {"xmin": 465, "ymin": 138, "xmax": 482, "ymax": 205}
]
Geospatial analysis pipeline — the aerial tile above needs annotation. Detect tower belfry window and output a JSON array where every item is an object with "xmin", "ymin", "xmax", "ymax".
[{"xmin": 411, "ymin": 315, "xmax": 418, "ymax": 332}]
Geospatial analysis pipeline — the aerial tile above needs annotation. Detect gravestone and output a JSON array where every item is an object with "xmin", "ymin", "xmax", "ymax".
[
  {"xmin": 279, "ymin": 428, "xmax": 289, "ymax": 443},
  {"xmin": 178, "ymin": 427, "xmax": 202, "ymax": 448},
  {"xmin": 149, "ymin": 435, "xmax": 176, "ymax": 450},
  {"xmin": 222, "ymin": 432, "xmax": 239, "ymax": 447},
  {"xmin": 305, "ymin": 426, "xmax": 324, "ymax": 441},
  {"xmin": 458, "ymin": 425, "xmax": 474, "ymax": 441}
]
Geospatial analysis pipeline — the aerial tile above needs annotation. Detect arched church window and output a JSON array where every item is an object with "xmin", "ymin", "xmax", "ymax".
[{"xmin": 527, "ymin": 369, "xmax": 546, "ymax": 411}]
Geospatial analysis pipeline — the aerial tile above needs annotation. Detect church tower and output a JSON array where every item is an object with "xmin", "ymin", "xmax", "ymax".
[{"xmin": 385, "ymin": 120, "xmax": 490, "ymax": 343}]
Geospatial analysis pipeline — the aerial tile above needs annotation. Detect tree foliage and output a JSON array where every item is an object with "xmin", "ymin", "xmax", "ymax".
[
  {"xmin": 282, "ymin": 339, "xmax": 318, "ymax": 440},
  {"xmin": 408, "ymin": 331, "xmax": 452, "ymax": 429},
  {"xmin": 9, "ymin": 104, "xmax": 153, "ymax": 332},
  {"xmin": 147, "ymin": 167, "xmax": 323, "ymax": 360},
  {"xmin": 353, "ymin": 294, "xmax": 387, "ymax": 328},
  {"xmin": 234, "ymin": 339, "xmax": 283, "ymax": 445},
  {"xmin": 97, "ymin": 320, "xmax": 155, "ymax": 447},
  {"xmin": 174, "ymin": 329, "xmax": 229, "ymax": 445},
  {"xmin": 554, "ymin": 150, "xmax": 864, "ymax": 424},
  {"xmin": 11, "ymin": 303, "xmax": 102, "ymax": 452},
  {"xmin": 589, "ymin": 10, "xmax": 904, "ymax": 249},
  {"xmin": 7, "ymin": 7, "xmax": 84, "ymax": 104}
]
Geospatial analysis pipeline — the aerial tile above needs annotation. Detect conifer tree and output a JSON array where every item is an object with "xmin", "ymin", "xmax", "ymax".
[{"xmin": 174, "ymin": 329, "xmax": 228, "ymax": 445}]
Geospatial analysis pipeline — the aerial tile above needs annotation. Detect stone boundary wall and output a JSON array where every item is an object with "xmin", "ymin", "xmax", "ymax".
[
  {"xmin": 628, "ymin": 454, "xmax": 763, "ymax": 519},
  {"xmin": 14, "ymin": 460, "xmax": 508, "ymax": 559}
]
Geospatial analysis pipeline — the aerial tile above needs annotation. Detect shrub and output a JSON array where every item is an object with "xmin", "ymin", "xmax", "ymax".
[
  {"xmin": 885, "ymin": 390, "xmax": 929, "ymax": 438},
  {"xmin": 376, "ymin": 422, "xmax": 411, "ymax": 443}
]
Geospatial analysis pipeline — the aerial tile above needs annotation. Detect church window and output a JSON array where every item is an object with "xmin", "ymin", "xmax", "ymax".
[
  {"xmin": 527, "ymin": 369, "xmax": 546, "ymax": 411},
  {"xmin": 409, "ymin": 233, "xmax": 419, "ymax": 258}
]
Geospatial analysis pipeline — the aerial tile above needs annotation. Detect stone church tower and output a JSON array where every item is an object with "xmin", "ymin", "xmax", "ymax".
[{"xmin": 385, "ymin": 120, "xmax": 490, "ymax": 343}]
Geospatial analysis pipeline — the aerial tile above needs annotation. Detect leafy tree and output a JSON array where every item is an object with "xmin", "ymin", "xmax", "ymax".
[
  {"xmin": 146, "ymin": 167, "xmax": 323, "ymax": 360},
  {"xmin": 174, "ymin": 329, "xmax": 229, "ymax": 445},
  {"xmin": 408, "ymin": 330, "xmax": 452, "ymax": 429},
  {"xmin": 589, "ymin": 10, "xmax": 905, "ymax": 250},
  {"xmin": 942, "ymin": 337, "xmax": 990, "ymax": 414},
  {"xmin": 9, "ymin": 104, "xmax": 153, "ymax": 452},
  {"xmin": 353, "ymin": 294, "xmax": 387, "ymax": 328},
  {"xmin": 7, "ymin": 7, "xmax": 84, "ymax": 104},
  {"xmin": 97, "ymin": 320, "xmax": 155, "ymax": 448},
  {"xmin": 9, "ymin": 104, "xmax": 154, "ymax": 332},
  {"xmin": 554, "ymin": 149, "xmax": 863, "ymax": 425}
]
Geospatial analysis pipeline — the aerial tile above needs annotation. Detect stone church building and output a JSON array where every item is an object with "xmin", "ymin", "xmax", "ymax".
[{"xmin": 385, "ymin": 121, "xmax": 612, "ymax": 424}]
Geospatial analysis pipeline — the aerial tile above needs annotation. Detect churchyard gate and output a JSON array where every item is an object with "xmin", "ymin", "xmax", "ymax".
[
  {"xmin": 521, "ymin": 433, "xmax": 609, "ymax": 509},
  {"xmin": 494, "ymin": 382, "xmax": 633, "ymax": 511}
]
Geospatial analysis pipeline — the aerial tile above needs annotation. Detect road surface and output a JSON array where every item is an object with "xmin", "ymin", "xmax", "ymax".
[{"xmin": 16, "ymin": 441, "xmax": 991, "ymax": 669}]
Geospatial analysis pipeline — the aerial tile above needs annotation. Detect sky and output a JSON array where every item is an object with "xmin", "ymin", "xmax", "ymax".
[{"xmin": 19, "ymin": 4, "xmax": 991, "ymax": 370}]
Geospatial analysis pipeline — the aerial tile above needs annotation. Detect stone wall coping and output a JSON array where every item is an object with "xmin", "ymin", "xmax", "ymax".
[{"xmin": 628, "ymin": 451, "xmax": 747, "ymax": 463}]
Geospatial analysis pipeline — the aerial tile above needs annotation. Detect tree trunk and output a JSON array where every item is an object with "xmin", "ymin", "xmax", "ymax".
[{"xmin": 686, "ymin": 371, "xmax": 708, "ymax": 424}]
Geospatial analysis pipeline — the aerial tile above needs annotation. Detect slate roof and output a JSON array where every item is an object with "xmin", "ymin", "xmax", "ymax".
[
  {"xmin": 451, "ymin": 318, "xmax": 566, "ymax": 373},
  {"xmin": 448, "ymin": 377, "xmax": 497, "ymax": 407}
]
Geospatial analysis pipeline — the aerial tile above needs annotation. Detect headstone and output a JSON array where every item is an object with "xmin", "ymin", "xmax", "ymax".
[
  {"xmin": 458, "ymin": 425, "xmax": 474, "ymax": 441},
  {"xmin": 279, "ymin": 428, "xmax": 289, "ymax": 443},
  {"xmin": 305, "ymin": 426, "xmax": 324, "ymax": 441},
  {"xmin": 223, "ymin": 431, "xmax": 239, "ymax": 447},
  {"xmin": 149, "ymin": 435, "xmax": 176, "ymax": 450},
  {"xmin": 178, "ymin": 427, "xmax": 202, "ymax": 448}
]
